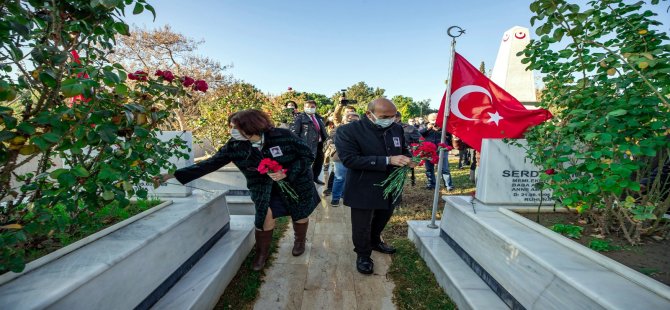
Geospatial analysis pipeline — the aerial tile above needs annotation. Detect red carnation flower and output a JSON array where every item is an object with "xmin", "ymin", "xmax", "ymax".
[
  {"xmin": 155, "ymin": 70, "xmax": 163, "ymax": 76},
  {"xmin": 182, "ymin": 76, "xmax": 195, "ymax": 87},
  {"xmin": 545, "ymin": 168, "xmax": 555, "ymax": 175},
  {"xmin": 128, "ymin": 73, "xmax": 138, "ymax": 80}
]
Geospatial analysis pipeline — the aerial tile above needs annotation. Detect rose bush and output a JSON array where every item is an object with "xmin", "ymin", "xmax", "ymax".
[
  {"xmin": 0, "ymin": 0, "xmax": 203, "ymax": 272},
  {"xmin": 521, "ymin": 0, "xmax": 670, "ymax": 244}
]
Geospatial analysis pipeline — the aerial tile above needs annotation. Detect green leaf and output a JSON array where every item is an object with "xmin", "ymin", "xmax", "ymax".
[
  {"xmin": 98, "ymin": 166, "xmax": 119, "ymax": 180},
  {"xmin": 49, "ymin": 168, "xmax": 68, "ymax": 179},
  {"xmin": 16, "ymin": 123, "xmax": 36, "ymax": 135},
  {"xmin": 1, "ymin": 114, "xmax": 17, "ymax": 129},
  {"xmin": 57, "ymin": 172, "xmax": 76, "ymax": 187},
  {"xmin": 42, "ymin": 132, "xmax": 60, "ymax": 143},
  {"xmin": 72, "ymin": 165, "xmax": 90, "ymax": 177},
  {"xmin": 0, "ymin": 130, "xmax": 17, "ymax": 142},
  {"xmin": 98, "ymin": 0, "xmax": 121, "ymax": 9},
  {"xmin": 113, "ymin": 22, "xmax": 130, "ymax": 35},
  {"xmin": 145, "ymin": 4, "xmax": 156, "ymax": 21},
  {"xmin": 607, "ymin": 109, "xmax": 628, "ymax": 117},
  {"xmin": 102, "ymin": 190, "xmax": 115, "ymax": 200},
  {"xmin": 31, "ymin": 136, "xmax": 49, "ymax": 150},
  {"xmin": 39, "ymin": 70, "xmax": 57, "ymax": 87},
  {"xmin": 134, "ymin": 126, "xmax": 149, "ymax": 138},
  {"xmin": 103, "ymin": 70, "xmax": 120, "ymax": 85},
  {"xmin": 115, "ymin": 84, "xmax": 128, "ymax": 96},
  {"xmin": 97, "ymin": 124, "xmax": 118, "ymax": 143},
  {"xmin": 133, "ymin": 2, "xmax": 144, "ymax": 14},
  {"xmin": 61, "ymin": 83, "xmax": 84, "ymax": 98}
]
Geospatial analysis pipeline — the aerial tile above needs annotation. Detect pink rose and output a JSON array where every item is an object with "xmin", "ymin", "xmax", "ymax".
[{"xmin": 182, "ymin": 76, "xmax": 195, "ymax": 87}]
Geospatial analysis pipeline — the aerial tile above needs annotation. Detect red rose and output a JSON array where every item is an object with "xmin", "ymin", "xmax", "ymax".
[
  {"xmin": 132, "ymin": 70, "xmax": 148, "ymax": 81},
  {"xmin": 182, "ymin": 76, "xmax": 195, "ymax": 87},
  {"xmin": 545, "ymin": 168, "xmax": 555, "ymax": 175},
  {"xmin": 193, "ymin": 80, "xmax": 208, "ymax": 92},
  {"xmin": 155, "ymin": 70, "xmax": 163, "ymax": 76},
  {"xmin": 162, "ymin": 71, "xmax": 175, "ymax": 82},
  {"xmin": 128, "ymin": 73, "xmax": 138, "ymax": 80}
]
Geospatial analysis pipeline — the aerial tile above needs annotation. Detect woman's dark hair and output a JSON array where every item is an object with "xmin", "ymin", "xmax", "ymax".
[
  {"xmin": 285, "ymin": 100, "xmax": 297, "ymax": 108},
  {"xmin": 228, "ymin": 109, "xmax": 274, "ymax": 136}
]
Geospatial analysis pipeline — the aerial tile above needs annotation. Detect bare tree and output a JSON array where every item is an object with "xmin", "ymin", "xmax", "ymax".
[{"xmin": 110, "ymin": 25, "xmax": 232, "ymax": 130}]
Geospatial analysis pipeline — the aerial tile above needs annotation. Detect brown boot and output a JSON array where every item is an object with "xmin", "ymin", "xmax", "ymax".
[
  {"xmin": 292, "ymin": 221, "xmax": 308, "ymax": 256},
  {"xmin": 252, "ymin": 229, "xmax": 274, "ymax": 271}
]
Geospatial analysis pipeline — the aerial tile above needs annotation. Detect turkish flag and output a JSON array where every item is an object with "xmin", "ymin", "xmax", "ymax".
[{"xmin": 436, "ymin": 53, "xmax": 552, "ymax": 151}]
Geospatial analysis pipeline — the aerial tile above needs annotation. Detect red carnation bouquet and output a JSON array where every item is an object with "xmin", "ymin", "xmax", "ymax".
[
  {"xmin": 257, "ymin": 158, "xmax": 299, "ymax": 202},
  {"xmin": 377, "ymin": 138, "xmax": 453, "ymax": 201}
]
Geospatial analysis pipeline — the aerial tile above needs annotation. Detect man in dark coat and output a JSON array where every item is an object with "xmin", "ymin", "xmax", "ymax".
[
  {"xmin": 291, "ymin": 100, "xmax": 329, "ymax": 185},
  {"xmin": 335, "ymin": 98, "xmax": 414, "ymax": 275}
]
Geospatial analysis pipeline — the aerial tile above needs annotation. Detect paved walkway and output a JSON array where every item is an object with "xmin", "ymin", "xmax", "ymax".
[{"xmin": 254, "ymin": 188, "xmax": 396, "ymax": 310}]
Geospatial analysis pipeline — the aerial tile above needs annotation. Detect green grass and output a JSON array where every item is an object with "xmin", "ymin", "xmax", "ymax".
[
  {"xmin": 214, "ymin": 216, "xmax": 290, "ymax": 310},
  {"xmin": 383, "ymin": 157, "xmax": 474, "ymax": 310}
]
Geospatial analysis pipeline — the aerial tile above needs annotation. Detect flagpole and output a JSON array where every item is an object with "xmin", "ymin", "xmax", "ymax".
[{"xmin": 428, "ymin": 26, "xmax": 465, "ymax": 229}]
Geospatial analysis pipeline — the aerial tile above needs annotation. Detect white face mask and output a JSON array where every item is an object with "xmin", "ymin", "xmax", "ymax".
[
  {"xmin": 304, "ymin": 107, "xmax": 316, "ymax": 114},
  {"xmin": 370, "ymin": 113, "xmax": 394, "ymax": 128},
  {"xmin": 231, "ymin": 128, "xmax": 248, "ymax": 141}
]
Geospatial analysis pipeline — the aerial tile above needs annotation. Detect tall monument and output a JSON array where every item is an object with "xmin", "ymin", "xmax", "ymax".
[{"xmin": 490, "ymin": 26, "xmax": 537, "ymax": 105}]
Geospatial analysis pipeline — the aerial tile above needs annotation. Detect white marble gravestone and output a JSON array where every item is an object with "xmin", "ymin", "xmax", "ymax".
[
  {"xmin": 490, "ymin": 26, "xmax": 537, "ymax": 105},
  {"xmin": 476, "ymin": 139, "xmax": 553, "ymax": 205},
  {"xmin": 144, "ymin": 131, "xmax": 194, "ymax": 197}
]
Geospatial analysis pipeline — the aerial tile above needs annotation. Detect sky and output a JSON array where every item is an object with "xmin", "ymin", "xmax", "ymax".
[{"xmin": 123, "ymin": 0, "xmax": 669, "ymax": 109}]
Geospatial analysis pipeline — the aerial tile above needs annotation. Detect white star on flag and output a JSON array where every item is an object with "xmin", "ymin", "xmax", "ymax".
[{"xmin": 487, "ymin": 111, "xmax": 503, "ymax": 126}]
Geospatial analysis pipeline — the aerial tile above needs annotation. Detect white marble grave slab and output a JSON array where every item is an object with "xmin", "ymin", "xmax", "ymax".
[
  {"xmin": 440, "ymin": 196, "xmax": 670, "ymax": 310},
  {"xmin": 476, "ymin": 139, "xmax": 554, "ymax": 205},
  {"xmin": 0, "ymin": 190, "xmax": 230, "ymax": 309}
]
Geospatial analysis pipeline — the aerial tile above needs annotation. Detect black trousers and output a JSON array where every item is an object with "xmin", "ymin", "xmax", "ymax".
[
  {"xmin": 312, "ymin": 142, "xmax": 324, "ymax": 181},
  {"xmin": 350, "ymin": 205, "xmax": 395, "ymax": 257}
]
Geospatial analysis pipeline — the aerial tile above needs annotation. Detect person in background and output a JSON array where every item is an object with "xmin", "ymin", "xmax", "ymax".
[
  {"xmin": 279, "ymin": 100, "xmax": 299, "ymax": 129},
  {"xmin": 453, "ymin": 136, "xmax": 472, "ymax": 169},
  {"xmin": 291, "ymin": 100, "xmax": 328, "ymax": 185},
  {"xmin": 420, "ymin": 113, "xmax": 455, "ymax": 191},
  {"xmin": 323, "ymin": 98, "xmax": 359, "ymax": 196},
  {"xmin": 322, "ymin": 119, "xmax": 336, "ymax": 195},
  {"xmin": 325, "ymin": 111, "xmax": 360, "ymax": 206},
  {"xmin": 395, "ymin": 111, "xmax": 421, "ymax": 186},
  {"xmin": 157, "ymin": 109, "xmax": 319, "ymax": 271},
  {"xmin": 335, "ymin": 98, "xmax": 414, "ymax": 275}
]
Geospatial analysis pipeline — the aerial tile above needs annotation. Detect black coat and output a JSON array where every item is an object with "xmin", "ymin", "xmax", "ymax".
[
  {"xmin": 173, "ymin": 128, "xmax": 319, "ymax": 229},
  {"xmin": 291, "ymin": 112, "xmax": 328, "ymax": 155},
  {"xmin": 335, "ymin": 117, "xmax": 412, "ymax": 209}
]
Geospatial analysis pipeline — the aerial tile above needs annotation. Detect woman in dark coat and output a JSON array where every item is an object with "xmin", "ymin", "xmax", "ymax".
[{"xmin": 158, "ymin": 109, "xmax": 319, "ymax": 271}]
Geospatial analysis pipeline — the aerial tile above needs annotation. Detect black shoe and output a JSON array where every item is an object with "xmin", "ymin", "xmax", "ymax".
[
  {"xmin": 314, "ymin": 180, "xmax": 325, "ymax": 185},
  {"xmin": 372, "ymin": 242, "xmax": 396, "ymax": 254},
  {"xmin": 425, "ymin": 185, "xmax": 435, "ymax": 190},
  {"xmin": 356, "ymin": 256, "xmax": 374, "ymax": 274},
  {"xmin": 330, "ymin": 199, "xmax": 339, "ymax": 207},
  {"xmin": 323, "ymin": 189, "xmax": 332, "ymax": 196}
]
